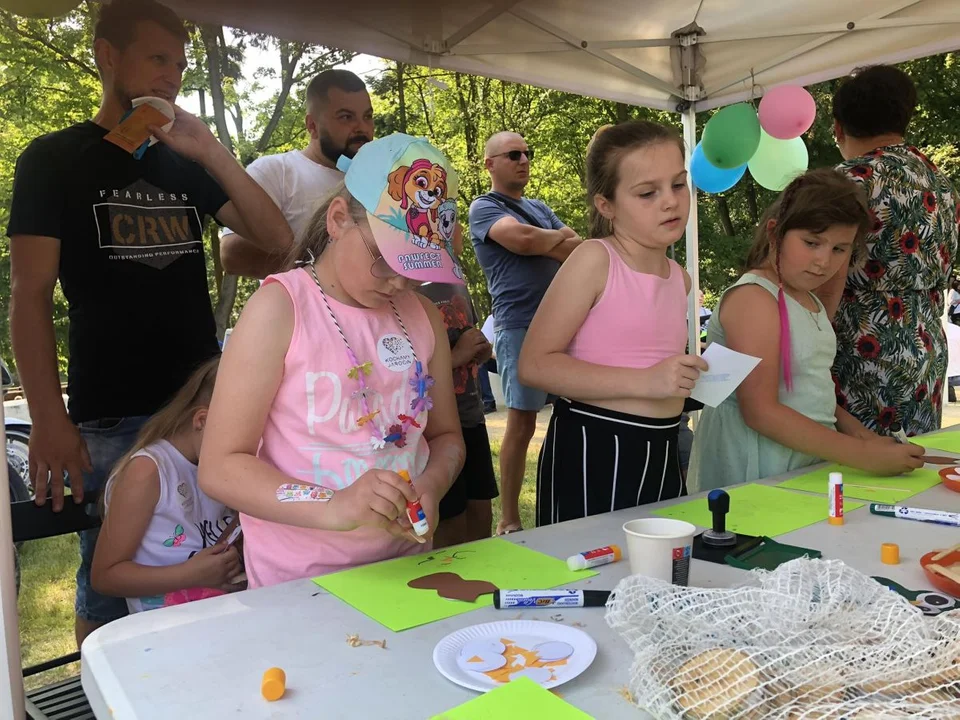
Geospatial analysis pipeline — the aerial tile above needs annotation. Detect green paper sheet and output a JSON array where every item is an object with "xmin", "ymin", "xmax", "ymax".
[
  {"xmin": 912, "ymin": 431, "xmax": 960, "ymax": 455},
  {"xmin": 313, "ymin": 538, "xmax": 597, "ymax": 632},
  {"xmin": 652, "ymin": 483, "xmax": 864, "ymax": 537},
  {"xmin": 778, "ymin": 465, "xmax": 942, "ymax": 504},
  {"xmin": 431, "ymin": 677, "xmax": 594, "ymax": 720}
]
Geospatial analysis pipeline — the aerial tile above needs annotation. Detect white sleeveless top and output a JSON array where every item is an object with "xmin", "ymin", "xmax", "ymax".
[{"xmin": 105, "ymin": 439, "xmax": 234, "ymax": 613}]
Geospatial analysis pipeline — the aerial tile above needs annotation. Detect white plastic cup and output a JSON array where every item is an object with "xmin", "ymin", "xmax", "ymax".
[{"xmin": 622, "ymin": 517, "xmax": 696, "ymax": 585}]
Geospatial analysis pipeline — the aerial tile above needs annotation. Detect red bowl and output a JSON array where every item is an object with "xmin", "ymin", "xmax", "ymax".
[
  {"xmin": 937, "ymin": 466, "xmax": 960, "ymax": 493},
  {"xmin": 920, "ymin": 548, "xmax": 960, "ymax": 598}
]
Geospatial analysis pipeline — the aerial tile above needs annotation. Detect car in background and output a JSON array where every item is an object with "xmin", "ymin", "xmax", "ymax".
[
  {"xmin": 3, "ymin": 358, "xmax": 30, "ymax": 595},
  {"xmin": 3, "ymin": 359, "xmax": 31, "ymax": 499}
]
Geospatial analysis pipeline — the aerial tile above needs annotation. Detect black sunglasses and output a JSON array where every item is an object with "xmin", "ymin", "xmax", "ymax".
[{"xmin": 491, "ymin": 148, "xmax": 534, "ymax": 162}]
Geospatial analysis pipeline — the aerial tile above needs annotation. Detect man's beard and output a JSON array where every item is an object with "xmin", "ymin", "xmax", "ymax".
[{"xmin": 319, "ymin": 128, "xmax": 370, "ymax": 165}]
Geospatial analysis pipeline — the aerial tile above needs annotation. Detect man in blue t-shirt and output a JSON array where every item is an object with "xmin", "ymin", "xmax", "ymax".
[{"xmin": 468, "ymin": 131, "xmax": 581, "ymax": 534}]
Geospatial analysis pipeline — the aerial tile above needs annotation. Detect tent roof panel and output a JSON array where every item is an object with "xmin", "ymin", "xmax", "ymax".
[{"xmin": 167, "ymin": 0, "xmax": 960, "ymax": 111}]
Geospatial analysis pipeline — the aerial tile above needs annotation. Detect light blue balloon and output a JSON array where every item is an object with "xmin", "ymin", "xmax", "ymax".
[{"xmin": 690, "ymin": 142, "xmax": 746, "ymax": 193}]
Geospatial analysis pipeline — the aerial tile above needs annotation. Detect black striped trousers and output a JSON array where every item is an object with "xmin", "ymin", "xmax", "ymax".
[{"xmin": 535, "ymin": 398, "xmax": 686, "ymax": 527}]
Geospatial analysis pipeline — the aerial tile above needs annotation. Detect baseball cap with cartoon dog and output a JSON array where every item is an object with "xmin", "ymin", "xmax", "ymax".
[{"xmin": 337, "ymin": 133, "xmax": 464, "ymax": 285}]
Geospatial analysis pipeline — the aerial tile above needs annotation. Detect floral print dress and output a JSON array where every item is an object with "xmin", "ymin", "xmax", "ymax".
[{"xmin": 833, "ymin": 145, "xmax": 960, "ymax": 435}]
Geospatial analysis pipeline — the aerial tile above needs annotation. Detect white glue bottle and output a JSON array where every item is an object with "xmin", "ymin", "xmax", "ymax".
[
  {"xmin": 828, "ymin": 472, "xmax": 844, "ymax": 526},
  {"xmin": 567, "ymin": 544, "xmax": 622, "ymax": 571}
]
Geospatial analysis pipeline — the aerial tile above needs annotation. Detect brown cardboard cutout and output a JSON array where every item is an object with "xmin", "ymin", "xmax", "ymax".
[{"xmin": 407, "ymin": 572, "xmax": 497, "ymax": 602}]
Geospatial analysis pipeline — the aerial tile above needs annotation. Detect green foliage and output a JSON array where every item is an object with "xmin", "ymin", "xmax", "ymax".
[
  {"xmin": 0, "ymin": 8, "xmax": 100, "ymax": 376},
  {"xmin": 3, "ymin": 11, "xmax": 960, "ymax": 370},
  {"xmin": 0, "ymin": 8, "xmax": 348, "ymax": 372}
]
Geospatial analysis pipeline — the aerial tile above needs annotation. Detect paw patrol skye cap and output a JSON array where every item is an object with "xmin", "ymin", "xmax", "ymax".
[{"xmin": 338, "ymin": 133, "xmax": 464, "ymax": 285}]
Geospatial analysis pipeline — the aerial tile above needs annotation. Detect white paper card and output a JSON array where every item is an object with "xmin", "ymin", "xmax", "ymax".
[{"xmin": 690, "ymin": 343, "xmax": 761, "ymax": 408}]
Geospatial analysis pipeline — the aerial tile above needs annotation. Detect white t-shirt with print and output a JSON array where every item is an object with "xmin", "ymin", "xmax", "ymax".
[
  {"xmin": 105, "ymin": 439, "xmax": 233, "ymax": 613},
  {"xmin": 225, "ymin": 149, "xmax": 343, "ymax": 241}
]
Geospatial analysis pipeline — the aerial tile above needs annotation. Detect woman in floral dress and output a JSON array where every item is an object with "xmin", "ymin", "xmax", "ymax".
[{"xmin": 820, "ymin": 65, "xmax": 960, "ymax": 435}]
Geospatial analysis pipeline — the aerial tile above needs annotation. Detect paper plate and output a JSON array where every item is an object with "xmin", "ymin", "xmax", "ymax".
[
  {"xmin": 131, "ymin": 96, "xmax": 175, "ymax": 146},
  {"xmin": 433, "ymin": 620, "xmax": 597, "ymax": 693}
]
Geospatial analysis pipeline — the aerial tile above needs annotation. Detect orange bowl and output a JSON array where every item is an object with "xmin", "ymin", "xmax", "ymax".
[
  {"xmin": 920, "ymin": 548, "xmax": 960, "ymax": 598},
  {"xmin": 937, "ymin": 466, "xmax": 960, "ymax": 493}
]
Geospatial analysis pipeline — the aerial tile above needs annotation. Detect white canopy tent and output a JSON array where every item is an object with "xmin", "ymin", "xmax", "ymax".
[
  {"xmin": 163, "ymin": 0, "xmax": 960, "ymax": 355},
  {"xmin": 3, "ymin": 1, "xmax": 960, "ymax": 716},
  {"xmin": 164, "ymin": 0, "xmax": 960, "ymax": 112}
]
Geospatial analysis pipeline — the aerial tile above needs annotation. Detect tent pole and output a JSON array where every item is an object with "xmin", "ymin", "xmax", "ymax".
[
  {"xmin": 682, "ymin": 105, "xmax": 701, "ymax": 430},
  {"xmin": 0, "ymin": 402, "xmax": 25, "ymax": 720},
  {"xmin": 682, "ymin": 106, "xmax": 700, "ymax": 360}
]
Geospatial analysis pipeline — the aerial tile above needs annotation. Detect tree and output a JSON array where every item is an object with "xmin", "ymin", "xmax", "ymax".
[
  {"xmin": 0, "ymin": 5, "xmax": 352, "ymax": 373},
  {"xmin": 2, "ymin": 7, "xmax": 960, "ymax": 371},
  {"xmin": 0, "ymin": 6, "xmax": 100, "ymax": 376},
  {"xmin": 194, "ymin": 26, "xmax": 353, "ymax": 338}
]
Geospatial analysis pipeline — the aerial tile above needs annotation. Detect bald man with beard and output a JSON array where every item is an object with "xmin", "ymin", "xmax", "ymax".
[{"xmin": 468, "ymin": 131, "xmax": 581, "ymax": 535}]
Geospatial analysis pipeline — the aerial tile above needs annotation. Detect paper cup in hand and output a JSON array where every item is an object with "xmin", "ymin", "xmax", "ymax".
[
  {"xmin": 623, "ymin": 518, "xmax": 696, "ymax": 585},
  {"xmin": 131, "ymin": 96, "xmax": 174, "ymax": 146}
]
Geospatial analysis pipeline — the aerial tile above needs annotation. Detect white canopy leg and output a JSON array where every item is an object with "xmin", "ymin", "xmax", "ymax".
[
  {"xmin": 0, "ymin": 403, "xmax": 25, "ymax": 720},
  {"xmin": 682, "ymin": 106, "xmax": 700, "ymax": 359},
  {"xmin": 682, "ymin": 106, "xmax": 701, "ymax": 429}
]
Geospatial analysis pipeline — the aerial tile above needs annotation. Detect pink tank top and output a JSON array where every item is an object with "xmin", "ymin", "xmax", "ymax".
[
  {"xmin": 242, "ymin": 268, "xmax": 435, "ymax": 588},
  {"xmin": 568, "ymin": 240, "xmax": 687, "ymax": 368}
]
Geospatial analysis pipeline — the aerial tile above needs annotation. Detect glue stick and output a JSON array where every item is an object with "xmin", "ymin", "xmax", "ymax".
[
  {"xmin": 398, "ymin": 470, "xmax": 430, "ymax": 536},
  {"xmin": 567, "ymin": 544, "xmax": 622, "ymax": 571},
  {"xmin": 828, "ymin": 472, "xmax": 844, "ymax": 526}
]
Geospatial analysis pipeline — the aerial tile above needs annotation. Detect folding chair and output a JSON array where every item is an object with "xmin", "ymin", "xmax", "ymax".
[{"xmin": 12, "ymin": 485, "xmax": 101, "ymax": 720}]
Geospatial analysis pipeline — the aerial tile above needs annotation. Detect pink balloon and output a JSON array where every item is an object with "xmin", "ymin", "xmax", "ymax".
[{"xmin": 758, "ymin": 86, "xmax": 816, "ymax": 140}]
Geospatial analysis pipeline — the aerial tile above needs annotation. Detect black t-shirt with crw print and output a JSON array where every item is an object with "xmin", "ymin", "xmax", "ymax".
[{"xmin": 7, "ymin": 121, "xmax": 227, "ymax": 423}]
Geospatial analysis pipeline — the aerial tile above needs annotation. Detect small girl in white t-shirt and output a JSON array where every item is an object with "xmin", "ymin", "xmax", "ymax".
[{"xmin": 91, "ymin": 357, "xmax": 241, "ymax": 612}]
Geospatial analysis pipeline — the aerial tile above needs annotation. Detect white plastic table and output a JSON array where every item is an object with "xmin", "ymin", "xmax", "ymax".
[{"xmin": 80, "ymin": 454, "xmax": 960, "ymax": 719}]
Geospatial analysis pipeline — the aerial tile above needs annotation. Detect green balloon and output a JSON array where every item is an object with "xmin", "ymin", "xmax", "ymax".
[
  {"xmin": 701, "ymin": 103, "xmax": 761, "ymax": 169},
  {"xmin": 748, "ymin": 130, "xmax": 809, "ymax": 191}
]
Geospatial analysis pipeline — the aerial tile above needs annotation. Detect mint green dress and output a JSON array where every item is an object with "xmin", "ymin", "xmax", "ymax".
[{"xmin": 688, "ymin": 274, "xmax": 839, "ymax": 493}]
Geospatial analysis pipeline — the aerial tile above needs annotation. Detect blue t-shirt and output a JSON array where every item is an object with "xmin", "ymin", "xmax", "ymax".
[{"xmin": 468, "ymin": 193, "xmax": 565, "ymax": 331}]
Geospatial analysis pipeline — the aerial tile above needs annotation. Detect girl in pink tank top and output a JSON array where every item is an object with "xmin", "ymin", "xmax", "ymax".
[
  {"xmin": 518, "ymin": 121, "xmax": 708, "ymax": 526},
  {"xmin": 198, "ymin": 135, "xmax": 466, "ymax": 587}
]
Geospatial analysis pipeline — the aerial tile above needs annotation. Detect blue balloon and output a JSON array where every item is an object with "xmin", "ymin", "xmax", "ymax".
[{"xmin": 690, "ymin": 142, "xmax": 746, "ymax": 193}]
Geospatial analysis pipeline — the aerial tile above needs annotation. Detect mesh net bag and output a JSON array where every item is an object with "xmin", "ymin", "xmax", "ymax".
[{"xmin": 605, "ymin": 558, "xmax": 960, "ymax": 718}]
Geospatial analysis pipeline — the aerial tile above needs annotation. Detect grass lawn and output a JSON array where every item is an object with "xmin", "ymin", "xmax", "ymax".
[
  {"xmin": 16, "ymin": 434, "xmax": 542, "ymax": 691},
  {"xmin": 18, "ymin": 534, "xmax": 80, "ymax": 690},
  {"xmin": 489, "ymin": 437, "xmax": 539, "ymax": 532}
]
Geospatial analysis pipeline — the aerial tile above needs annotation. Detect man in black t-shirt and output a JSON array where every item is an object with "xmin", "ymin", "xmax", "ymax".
[{"xmin": 8, "ymin": 0, "xmax": 292, "ymax": 646}]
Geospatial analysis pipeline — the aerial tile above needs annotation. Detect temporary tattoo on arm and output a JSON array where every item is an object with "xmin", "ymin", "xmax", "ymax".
[{"xmin": 276, "ymin": 483, "xmax": 334, "ymax": 503}]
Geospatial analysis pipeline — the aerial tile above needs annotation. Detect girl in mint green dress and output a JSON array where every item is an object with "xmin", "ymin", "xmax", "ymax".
[{"xmin": 688, "ymin": 169, "xmax": 925, "ymax": 492}]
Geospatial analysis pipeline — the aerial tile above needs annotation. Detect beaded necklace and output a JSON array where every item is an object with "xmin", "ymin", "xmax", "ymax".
[{"xmin": 305, "ymin": 263, "xmax": 433, "ymax": 449}]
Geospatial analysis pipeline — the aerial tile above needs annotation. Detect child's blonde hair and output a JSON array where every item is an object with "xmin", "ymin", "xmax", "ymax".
[{"xmin": 102, "ymin": 356, "xmax": 220, "ymax": 514}]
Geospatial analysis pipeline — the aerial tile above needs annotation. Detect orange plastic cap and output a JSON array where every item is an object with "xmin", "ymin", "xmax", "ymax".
[
  {"xmin": 261, "ymin": 667, "xmax": 286, "ymax": 701},
  {"xmin": 881, "ymin": 543, "xmax": 900, "ymax": 565}
]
